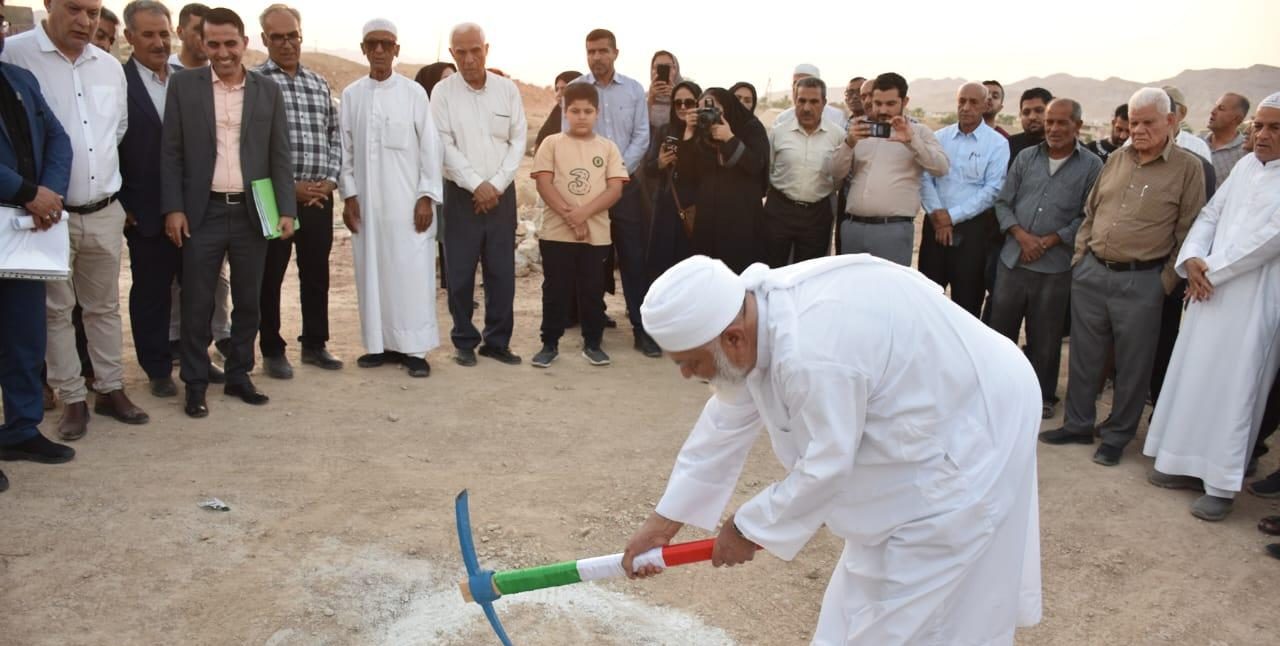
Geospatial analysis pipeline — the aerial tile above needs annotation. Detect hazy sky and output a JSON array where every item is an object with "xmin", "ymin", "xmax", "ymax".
[{"xmin": 160, "ymin": 0, "xmax": 1277, "ymax": 90}]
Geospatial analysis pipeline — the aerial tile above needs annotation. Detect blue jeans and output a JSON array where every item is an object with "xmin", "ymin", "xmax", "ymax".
[{"xmin": 0, "ymin": 279, "xmax": 47, "ymax": 446}]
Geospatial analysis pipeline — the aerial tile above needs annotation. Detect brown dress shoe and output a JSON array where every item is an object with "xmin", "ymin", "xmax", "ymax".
[
  {"xmin": 94, "ymin": 389, "xmax": 150, "ymax": 425},
  {"xmin": 57, "ymin": 401, "xmax": 90, "ymax": 441}
]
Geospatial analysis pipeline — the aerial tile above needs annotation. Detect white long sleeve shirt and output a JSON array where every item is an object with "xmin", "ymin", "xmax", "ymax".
[{"xmin": 430, "ymin": 71, "xmax": 527, "ymax": 194}]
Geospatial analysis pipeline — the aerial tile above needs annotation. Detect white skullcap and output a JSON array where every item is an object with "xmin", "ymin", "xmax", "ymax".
[
  {"xmin": 1262, "ymin": 92, "xmax": 1280, "ymax": 111},
  {"xmin": 793, "ymin": 63, "xmax": 820, "ymax": 78},
  {"xmin": 641, "ymin": 256, "xmax": 745, "ymax": 353},
  {"xmin": 362, "ymin": 18, "xmax": 397, "ymax": 38}
]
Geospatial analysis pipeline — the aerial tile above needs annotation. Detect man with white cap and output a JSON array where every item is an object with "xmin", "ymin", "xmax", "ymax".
[
  {"xmin": 338, "ymin": 18, "xmax": 444, "ymax": 378},
  {"xmin": 1142, "ymin": 92, "xmax": 1280, "ymax": 522},
  {"xmin": 775, "ymin": 63, "xmax": 846, "ymax": 128},
  {"xmin": 622, "ymin": 254, "xmax": 1043, "ymax": 644}
]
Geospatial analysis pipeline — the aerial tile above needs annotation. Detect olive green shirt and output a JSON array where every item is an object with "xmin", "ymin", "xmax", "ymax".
[{"xmin": 1073, "ymin": 135, "xmax": 1206, "ymax": 293}]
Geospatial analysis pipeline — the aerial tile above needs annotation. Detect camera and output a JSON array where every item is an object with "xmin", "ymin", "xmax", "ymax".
[
  {"xmin": 866, "ymin": 121, "xmax": 892, "ymax": 138},
  {"xmin": 695, "ymin": 98, "xmax": 723, "ymax": 138}
]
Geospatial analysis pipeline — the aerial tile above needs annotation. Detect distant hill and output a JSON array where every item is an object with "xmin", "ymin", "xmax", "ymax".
[{"xmin": 907, "ymin": 65, "xmax": 1280, "ymax": 130}]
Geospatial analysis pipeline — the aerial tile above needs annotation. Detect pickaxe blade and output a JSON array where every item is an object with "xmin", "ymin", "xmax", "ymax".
[{"xmin": 455, "ymin": 489, "xmax": 512, "ymax": 645}]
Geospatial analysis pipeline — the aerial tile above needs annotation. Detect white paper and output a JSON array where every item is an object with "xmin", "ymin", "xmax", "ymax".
[{"xmin": 0, "ymin": 205, "xmax": 70, "ymax": 280}]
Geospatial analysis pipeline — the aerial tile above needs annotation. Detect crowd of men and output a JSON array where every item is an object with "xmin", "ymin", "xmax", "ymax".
[{"xmin": 1, "ymin": 0, "xmax": 1278, "ymax": 561}]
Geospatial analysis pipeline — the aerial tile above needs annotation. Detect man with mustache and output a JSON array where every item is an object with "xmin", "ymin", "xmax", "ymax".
[
  {"xmin": 2, "ymin": 0, "xmax": 147, "ymax": 439},
  {"xmin": 624, "ymin": 254, "xmax": 1042, "ymax": 644}
]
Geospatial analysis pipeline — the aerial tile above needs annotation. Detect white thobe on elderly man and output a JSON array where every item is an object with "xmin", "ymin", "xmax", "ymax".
[
  {"xmin": 1143, "ymin": 95, "xmax": 1280, "ymax": 522},
  {"xmin": 622, "ymin": 254, "xmax": 1042, "ymax": 645},
  {"xmin": 338, "ymin": 19, "xmax": 443, "ymax": 377}
]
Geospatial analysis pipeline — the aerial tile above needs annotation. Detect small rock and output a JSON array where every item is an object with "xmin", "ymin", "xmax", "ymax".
[
  {"xmin": 805, "ymin": 569, "xmax": 821, "ymax": 580},
  {"xmin": 579, "ymin": 527, "xmax": 592, "ymax": 538},
  {"xmin": 387, "ymin": 413, "xmax": 400, "ymax": 423},
  {"xmin": 322, "ymin": 607, "xmax": 335, "ymax": 617},
  {"xmin": 408, "ymin": 547, "xmax": 419, "ymax": 556}
]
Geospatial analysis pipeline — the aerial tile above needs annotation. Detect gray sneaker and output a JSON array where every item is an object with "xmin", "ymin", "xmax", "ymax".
[
  {"xmin": 1190, "ymin": 494, "xmax": 1234, "ymax": 521},
  {"xmin": 1147, "ymin": 471, "xmax": 1204, "ymax": 491},
  {"xmin": 531, "ymin": 345, "xmax": 558, "ymax": 368},
  {"xmin": 582, "ymin": 346, "xmax": 611, "ymax": 366}
]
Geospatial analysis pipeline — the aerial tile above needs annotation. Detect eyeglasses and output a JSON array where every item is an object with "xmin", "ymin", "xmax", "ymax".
[
  {"xmin": 362, "ymin": 38, "xmax": 396, "ymax": 52},
  {"xmin": 674, "ymin": 99, "xmax": 698, "ymax": 109},
  {"xmin": 268, "ymin": 31, "xmax": 301, "ymax": 45}
]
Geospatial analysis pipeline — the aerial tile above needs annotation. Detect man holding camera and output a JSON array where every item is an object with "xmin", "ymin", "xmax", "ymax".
[
  {"xmin": 835, "ymin": 73, "xmax": 948, "ymax": 266},
  {"xmin": 764, "ymin": 77, "xmax": 850, "ymax": 267}
]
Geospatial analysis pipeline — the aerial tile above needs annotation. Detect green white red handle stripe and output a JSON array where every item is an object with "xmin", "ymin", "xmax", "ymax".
[{"xmin": 460, "ymin": 538, "xmax": 726, "ymax": 601}]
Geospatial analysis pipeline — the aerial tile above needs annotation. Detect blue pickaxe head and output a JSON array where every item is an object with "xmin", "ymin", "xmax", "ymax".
[{"xmin": 455, "ymin": 489, "xmax": 512, "ymax": 645}]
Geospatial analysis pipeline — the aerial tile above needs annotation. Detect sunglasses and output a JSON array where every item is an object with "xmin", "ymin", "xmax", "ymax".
[
  {"xmin": 674, "ymin": 99, "xmax": 698, "ymax": 109},
  {"xmin": 363, "ymin": 38, "xmax": 396, "ymax": 52}
]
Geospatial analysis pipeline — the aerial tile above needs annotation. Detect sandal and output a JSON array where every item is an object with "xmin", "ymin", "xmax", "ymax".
[{"xmin": 1259, "ymin": 516, "xmax": 1280, "ymax": 536}]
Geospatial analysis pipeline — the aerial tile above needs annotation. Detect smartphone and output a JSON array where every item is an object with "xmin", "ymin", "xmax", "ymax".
[
  {"xmin": 866, "ymin": 121, "xmax": 892, "ymax": 138},
  {"xmin": 655, "ymin": 63, "xmax": 671, "ymax": 84},
  {"xmin": 662, "ymin": 135, "xmax": 680, "ymax": 153}
]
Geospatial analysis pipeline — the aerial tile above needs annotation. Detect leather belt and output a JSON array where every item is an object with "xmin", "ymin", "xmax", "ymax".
[
  {"xmin": 849, "ymin": 215, "xmax": 913, "ymax": 225},
  {"xmin": 767, "ymin": 186, "xmax": 829, "ymax": 209},
  {"xmin": 65, "ymin": 197, "xmax": 113, "ymax": 214},
  {"xmin": 1092, "ymin": 251, "xmax": 1166, "ymax": 272},
  {"xmin": 210, "ymin": 191, "xmax": 246, "ymax": 205}
]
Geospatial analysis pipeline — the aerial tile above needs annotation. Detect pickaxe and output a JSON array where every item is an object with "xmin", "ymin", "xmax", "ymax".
[{"xmin": 455, "ymin": 489, "xmax": 751, "ymax": 645}]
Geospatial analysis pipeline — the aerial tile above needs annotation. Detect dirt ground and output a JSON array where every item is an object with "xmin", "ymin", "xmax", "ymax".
[{"xmin": 2, "ymin": 220, "xmax": 1277, "ymax": 646}]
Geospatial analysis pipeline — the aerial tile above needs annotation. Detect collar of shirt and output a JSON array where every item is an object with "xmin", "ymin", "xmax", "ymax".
[
  {"xmin": 1205, "ymin": 133, "xmax": 1246, "ymax": 152},
  {"xmin": 132, "ymin": 57, "xmax": 168, "ymax": 85},
  {"xmin": 1036, "ymin": 139, "xmax": 1087, "ymax": 159},
  {"xmin": 1125, "ymin": 134, "xmax": 1177, "ymax": 164},
  {"xmin": 259, "ymin": 57, "xmax": 310, "ymax": 79},
  {"xmin": 581, "ymin": 71, "xmax": 623, "ymax": 87},
  {"xmin": 947, "ymin": 121, "xmax": 992, "ymax": 140},
  {"xmin": 787, "ymin": 119, "xmax": 834, "ymax": 135},
  {"xmin": 34, "ymin": 21, "xmax": 100, "ymax": 66},
  {"xmin": 212, "ymin": 68, "xmax": 247, "ymax": 90}
]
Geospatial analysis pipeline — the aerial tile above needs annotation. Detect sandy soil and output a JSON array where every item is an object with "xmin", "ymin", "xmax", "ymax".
[{"xmin": 2, "ymin": 219, "xmax": 1277, "ymax": 646}]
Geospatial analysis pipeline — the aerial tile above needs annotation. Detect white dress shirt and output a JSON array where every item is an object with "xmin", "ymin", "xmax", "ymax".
[
  {"xmin": 1, "ymin": 23, "xmax": 127, "ymax": 206},
  {"xmin": 767, "ymin": 119, "xmax": 849, "ymax": 203},
  {"xmin": 431, "ymin": 71, "xmax": 528, "ymax": 194},
  {"xmin": 132, "ymin": 57, "xmax": 168, "ymax": 117}
]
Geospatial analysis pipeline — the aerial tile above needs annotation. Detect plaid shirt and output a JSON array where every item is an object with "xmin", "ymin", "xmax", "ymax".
[{"xmin": 254, "ymin": 59, "xmax": 340, "ymax": 183}]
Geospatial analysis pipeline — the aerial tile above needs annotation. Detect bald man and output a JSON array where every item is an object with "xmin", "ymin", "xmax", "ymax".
[
  {"xmin": 624, "ymin": 254, "xmax": 1042, "ymax": 644},
  {"xmin": 918, "ymin": 82, "xmax": 1009, "ymax": 316}
]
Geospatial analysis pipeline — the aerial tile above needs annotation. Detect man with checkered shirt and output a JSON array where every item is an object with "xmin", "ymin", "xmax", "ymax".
[{"xmin": 253, "ymin": 3, "xmax": 344, "ymax": 378}]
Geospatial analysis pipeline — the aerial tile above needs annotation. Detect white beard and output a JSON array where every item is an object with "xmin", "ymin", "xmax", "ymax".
[{"xmin": 709, "ymin": 342, "xmax": 748, "ymax": 389}]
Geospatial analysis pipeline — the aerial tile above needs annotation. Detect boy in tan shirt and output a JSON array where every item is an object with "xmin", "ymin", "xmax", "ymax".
[{"xmin": 531, "ymin": 83, "xmax": 628, "ymax": 367}]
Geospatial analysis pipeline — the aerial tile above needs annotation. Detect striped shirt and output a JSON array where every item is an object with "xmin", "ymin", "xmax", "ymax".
[{"xmin": 255, "ymin": 59, "xmax": 340, "ymax": 183}]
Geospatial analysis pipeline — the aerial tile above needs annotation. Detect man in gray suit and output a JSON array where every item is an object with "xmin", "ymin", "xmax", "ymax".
[{"xmin": 161, "ymin": 7, "xmax": 294, "ymax": 418}]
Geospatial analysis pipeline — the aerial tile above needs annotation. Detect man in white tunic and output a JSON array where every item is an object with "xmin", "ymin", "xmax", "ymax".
[
  {"xmin": 338, "ymin": 19, "xmax": 443, "ymax": 378},
  {"xmin": 1143, "ymin": 94, "xmax": 1280, "ymax": 521},
  {"xmin": 623, "ymin": 255, "xmax": 1043, "ymax": 645}
]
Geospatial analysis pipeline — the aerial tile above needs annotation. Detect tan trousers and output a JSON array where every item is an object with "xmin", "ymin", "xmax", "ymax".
[{"xmin": 46, "ymin": 200, "xmax": 127, "ymax": 403}]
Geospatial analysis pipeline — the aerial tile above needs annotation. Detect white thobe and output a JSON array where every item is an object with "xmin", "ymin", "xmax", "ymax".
[
  {"xmin": 655, "ymin": 255, "xmax": 1043, "ymax": 645},
  {"xmin": 338, "ymin": 74, "xmax": 443, "ymax": 356},
  {"xmin": 1144, "ymin": 154, "xmax": 1280, "ymax": 498}
]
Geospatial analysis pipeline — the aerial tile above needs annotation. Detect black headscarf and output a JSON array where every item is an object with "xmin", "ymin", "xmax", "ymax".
[
  {"xmin": 729, "ymin": 82, "xmax": 758, "ymax": 114},
  {"xmin": 666, "ymin": 80, "xmax": 703, "ymax": 133},
  {"xmin": 702, "ymin": 87, "xmax": 757, "ymax": 139},
  {"xmin": 414, "ymin": 62, "xmax": 457, "ymax": 98}
]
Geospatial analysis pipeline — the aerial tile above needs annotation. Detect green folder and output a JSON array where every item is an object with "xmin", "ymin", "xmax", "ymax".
[{"xmin": 250, "ymin": 178, "xmax": 299, "ymax": 240}]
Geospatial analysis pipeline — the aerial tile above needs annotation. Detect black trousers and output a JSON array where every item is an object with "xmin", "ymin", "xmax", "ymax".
[
  {"xmin": 918, "ymin": 213, "xmax": 991, "ymax": 317},
  {"xmin": 259, "ymin": 198, "xmax": 334, "ymax": 356},
  {"xmin": 609, "ymin": 180, "xmax": 649, "ymax": 332},
  {"xmin": 540, "ymin": 240, "xmax": 608, "ymax": 347},
  {"xmin": 125, "ymin": 229, "xmax": 182, "ymax": 379},
  {"xmin": 1148, "ymin": 280, "xmax": 1186, "ymax": 406},
  {"xmin": 988, "ymin": 263, "xmax": 1071, "ymax": 403},
  {"xmin": 180, "ymin": 200, "xmax": 267, "ymax": 389},
  {"xmin": 1251, "ymin": 363, "xmax": 1280, "ymax": 464},
  {"xmin": 443, "ymin": 181, "xmax": 516, "ymax": 351},
  {"xmin": 764, "ymin": 189, "xmax": 833, "ymax": 267}
]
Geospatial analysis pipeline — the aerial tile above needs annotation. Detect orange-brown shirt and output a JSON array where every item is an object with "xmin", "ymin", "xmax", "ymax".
[
  {"xmin": 1073, "ymin": 135, "xmax": 1206, "ymax": 292},
  {"xmin": 210, "ymin": 70, "xmax": 245, "ymax": 192}
]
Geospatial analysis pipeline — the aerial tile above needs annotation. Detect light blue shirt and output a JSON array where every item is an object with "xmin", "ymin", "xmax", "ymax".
[
  {"xmin": 565, "ymin": 71, "xmax": 649, "ymax": 174},
  {"xmin": 920, "ymin": 121, "xmax": 1008, "ymax": 225}
]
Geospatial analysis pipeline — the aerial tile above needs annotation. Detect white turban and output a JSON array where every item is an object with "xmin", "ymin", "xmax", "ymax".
[
  {"xmin": 362, "ymin": 18, "xmax": 397, "ymax": 38},
  {"xmin": 793, "ymin": 63, "xmax": 820, "ymax": 78},
  {"xmin": 641, "ymin": 256, "xmax": 745, "ymax": 352},
  {"xmin": 1262, "ymin": 92, "xmax": 1280, "ymax": 111}
]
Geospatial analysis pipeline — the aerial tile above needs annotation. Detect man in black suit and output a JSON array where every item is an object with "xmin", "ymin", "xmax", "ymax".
[
  {"xmin": 161, "ymin": 7, "xmax": 294, "ymax": 418},
  {"xmin": 120, "ymin": 0, "xmax": 182, "ymax": 398}
]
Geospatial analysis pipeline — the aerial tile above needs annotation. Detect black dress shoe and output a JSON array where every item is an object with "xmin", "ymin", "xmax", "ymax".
[
  {"xmin": 0, "ymin": 469, "xmax": 8, "ymax": 493},
  {"xmin": 263, "ymin": 354, "xmax": 294, "ymax": 379},
  {"xmin": 1093, "ymin": 444, "xmax": 1123, "ymax": 467},
  {"xmin": 604, "ymin": 315, "xmax": 618, "ymax": 329},
  {"xmin": 150, "ymin": 376, "xmax": 178, "ymax": 398},
  {"xmin": 301, "ymin": 347, "xmax": 344, "ymax": 370},
  {"xmin": 478, "ymin": 344, "xmax": 522, "ymax": 365},
  {"xmin": 357, "ymin": 352, "xmax": 388, "ymax": 368},
  {"xmin": 0, "ymin": 433, "xmax": 76, "ymax": 464},
  {"xmin": 1038, "ymin": 427, "xmax": 1095, "ymax": 445},
  {"xmin": 634, "ymin": 332, "xmax": 663, "ymax": 358},
  {"xmin": 455, "ymin": 348, "xmax": 477, "ymax": 367},
  {"xmin": 208, "ymin": 362, "xmax": 227, "ymax": 384},
  {"xmin": 225, "ymin": 381, "xmax": 269, "ymax": 405},
  {"xmin": 185, "ymin": 389, "xmax": 209, "ymax": 418},
  {"xmin": 404, "ymin": 356, "xmax": 431, "ymax": 378}
]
